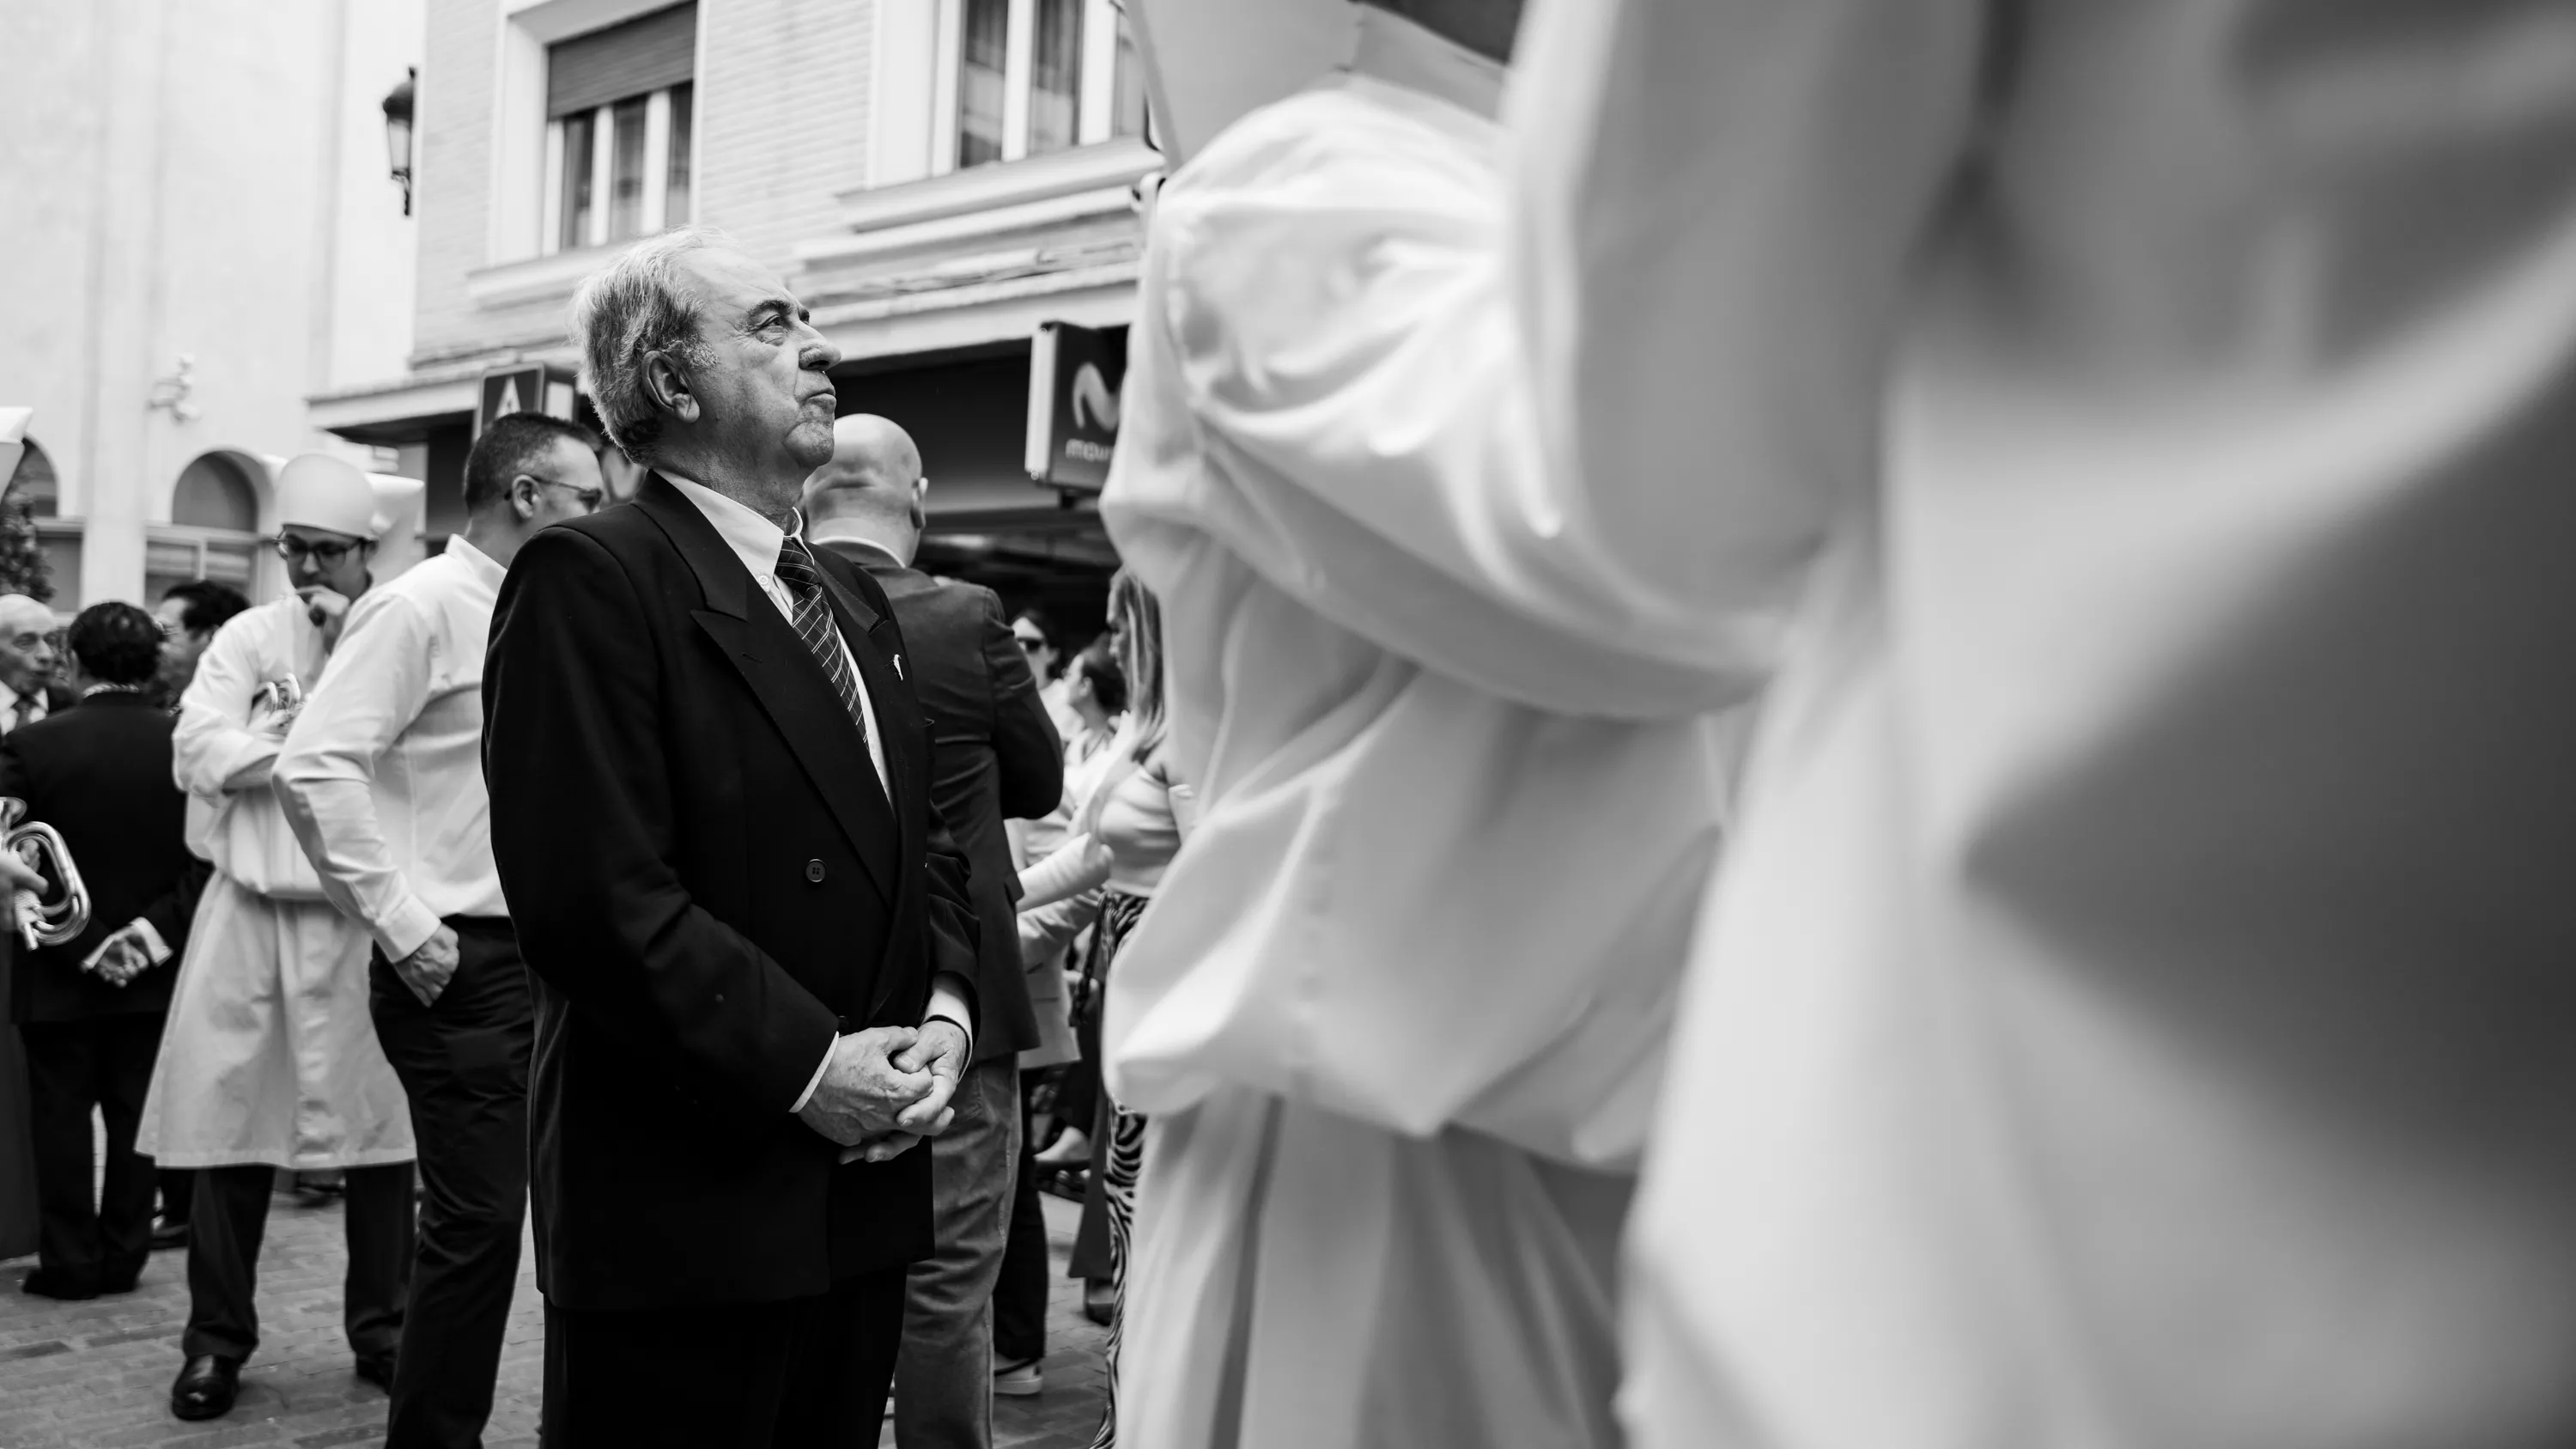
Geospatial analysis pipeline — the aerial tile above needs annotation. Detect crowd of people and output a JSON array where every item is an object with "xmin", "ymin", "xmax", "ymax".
[{"xmin": 8, "ymin": 0, "xmax": 2572, "ymax": 1446}]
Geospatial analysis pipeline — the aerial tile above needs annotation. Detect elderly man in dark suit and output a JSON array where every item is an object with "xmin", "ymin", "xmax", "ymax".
[
  {"xmin": 485, "ymin": 227, "xmax": 983, "ymax": 1447},
  {"xmin": 5, "ymin": 602, "xmax": 207, "ymax": 1300},
  {"xmin": 804, "ymin": 414, "xmax": 1060, "ymax": 1447}
]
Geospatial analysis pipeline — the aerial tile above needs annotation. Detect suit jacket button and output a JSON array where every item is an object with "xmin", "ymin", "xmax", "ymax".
[{"xmin": 805, "ymin": 859, "xmax": 826, "ymax": 883}]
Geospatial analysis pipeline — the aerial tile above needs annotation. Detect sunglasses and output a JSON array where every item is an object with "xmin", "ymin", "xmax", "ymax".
[
  {"xmin": 1013, "ymin": 633, "xmax": 1048, "ymax": 649},
  {"xmin": 526, "ymin": 476, "xmax": 606, "ymax": 510}
]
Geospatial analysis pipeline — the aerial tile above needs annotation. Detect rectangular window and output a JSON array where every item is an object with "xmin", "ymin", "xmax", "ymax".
[
  {"xmin": 945, "ymin": 0, "xmax": 1149, "ymax": 173},
  {"xmin": 544, "ymin": 3, "xmax": 697, "ymax": 255},
  {"xmin": 1111, "ymin": 12, "xmax": 1146, "ymax": 140},
  {"xmin": 665, "ymin": 81, "xmax": 695, "ymax": 226},
  {"xmin": 958, "ymin": 0, "xmax": 1010, "ymax": 169},
  {"xmin": 608, "ymin": 94, "xmax": 650, "ymax": 240},
  {"xmin": 556, "ymin": 109, "xmax": 597, "ymax": 252},
  {"xmin": 1028, "ymin": 0, "xmax": 1083, "ymax": 156}
]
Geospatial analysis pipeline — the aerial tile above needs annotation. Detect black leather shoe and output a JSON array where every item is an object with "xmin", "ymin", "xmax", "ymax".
[
  {"xmin": 150, "ymin": 1215, "xmax": 190, "ymax": 1251},
  {"xmin": 170, "ymin": 1355, "xmax": 242, "ymax": 1421},
  {"xmin": 355, "ymin": 1350, "xmax": 397, "ymax": 1391},
  {"xmin": 19, "ymin": 1268, "xmax": 99, "ymax": 1300}
]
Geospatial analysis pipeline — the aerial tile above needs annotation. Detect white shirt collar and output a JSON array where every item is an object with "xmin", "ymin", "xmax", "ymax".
[
  {"xmin": 441, "ymin": 533, "xmax": 507, "ymax": 587},
  {"xmin": 664, "ymin": 472, "xmax": 805, "ymax": 582},
  {"xmin": 1346, "ymin": 6, "xmax": 1505, "ymax": 121}
]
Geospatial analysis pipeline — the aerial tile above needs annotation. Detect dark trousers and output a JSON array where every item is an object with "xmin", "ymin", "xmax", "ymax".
[
  {"xmin": 541, "ymin": 1268, "xmax": 908, "ymax": 1448},
  {"xmin": 369, "ymin": 916, "xmax": 532, "ymax": 1449},
  {"xmin": 159, "ymin": 1168, "xmax": 194, "ymax": 1227},
  {"xmin": 185, "ymin": 1159, "xmax": 414, "ymax": 1362},
  {"xmin": 993, "ymin": 1073, "xmax": 1051, "ymax": 1365},
  {"xmin": 20, "ymin": 1014, "xmax": 162, "ymax": 1292}
]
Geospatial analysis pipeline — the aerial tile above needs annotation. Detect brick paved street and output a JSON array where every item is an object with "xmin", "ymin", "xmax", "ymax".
[{"xmin": 0, "ymin": 1183, "xmax": 1108, "ymax": 1448}]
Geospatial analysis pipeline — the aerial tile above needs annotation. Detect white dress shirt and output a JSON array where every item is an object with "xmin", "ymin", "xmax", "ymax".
[
  {"xmin": 274, "ymin": 535, "xmax": 510, "ymax": 960},
  {"xmin": 0, "ymin": 679, "xmax": 47, "ymax": 732},
  {"xmin": 659, "ymin": 475, "xmax": 972, "ymax": 1108}
]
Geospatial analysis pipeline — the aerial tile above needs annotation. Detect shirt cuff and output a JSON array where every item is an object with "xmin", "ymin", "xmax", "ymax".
[
  {"xmin": 790, "ymin": 1032, "xmax": 840, "ymax": 1115},
  {"xmin": 374, "ymin": 894, "xmax": 444, "ymax": 964},
  {"xmin": 927, "ymin": 975, "xmax": 975, "ymax": 1063},
  {"xmin": 129, "ymin": 917, "xmax": 173, "ymax": 966}
]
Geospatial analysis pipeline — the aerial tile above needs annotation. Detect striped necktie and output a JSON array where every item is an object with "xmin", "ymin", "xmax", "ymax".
[{"xmin": 771, "ymin": 538, "xmax": 872, "ymax": 754}]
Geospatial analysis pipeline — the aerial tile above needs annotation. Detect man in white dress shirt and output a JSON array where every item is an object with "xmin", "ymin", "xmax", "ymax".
[
  {"xmin": 275, "ymin": 413, "xmax": 605, "ymax": 1449},
  {"xmin": 1093, "ymin": 3, "xmax": 1765, "ymax": 1444}
]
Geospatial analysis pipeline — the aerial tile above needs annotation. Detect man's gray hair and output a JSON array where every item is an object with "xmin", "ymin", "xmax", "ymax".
[{"xmin": 568, "ymin": 226, "xmax": 732, "ymax": 464}]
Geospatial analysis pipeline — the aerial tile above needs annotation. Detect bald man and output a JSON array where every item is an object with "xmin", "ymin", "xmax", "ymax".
[
  {"xmin": 805, "ymin": 417, "xmax": 1060, "ymax": 1448},
  {"xmin": 0, "ymin": 594, "xmax": 73, "ymax": 732}
]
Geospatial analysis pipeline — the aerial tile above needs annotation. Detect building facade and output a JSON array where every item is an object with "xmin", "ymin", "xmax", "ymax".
[
  {"xmin": 313, "ymin": 0, "xmax": 1145, "ymax": 621},
  {"xmin": 0, "ymin": 0, "xmax": 430, "ymax": 613}
]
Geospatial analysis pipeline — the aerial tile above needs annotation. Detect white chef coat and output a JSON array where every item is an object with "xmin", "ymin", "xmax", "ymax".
[
  {"xmin": 1094, "ymin": 11, "xmax": 1761, "ymax": 1446},
  {"xmin": 274, "ymin": 535, "xmax": 509, "ymax": 960},
  {"xmin": 143, "ymin": 595, "xmax": 411, "ymax": 1170},
  {"xmin": 1507, "ymin": 2, "xmax": 2576, "ymax": 1446},
  {"xmin": 659, "ymin": 475, "xmax": 975, "ymax": 1097}
]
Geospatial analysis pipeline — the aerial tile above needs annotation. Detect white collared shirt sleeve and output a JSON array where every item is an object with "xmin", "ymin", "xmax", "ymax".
[
  {"xmin": 173, "ymin": 611, "xmax": 289, "ymax": 797},
  {"xmin": 273, "ymin": 591, "xmax": 445, "ymax": 960}
]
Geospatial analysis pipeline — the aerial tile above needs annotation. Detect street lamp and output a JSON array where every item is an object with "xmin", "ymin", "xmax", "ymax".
[{"xmin": 382, "ymin": 67, "xmax": 416, "ymax": 216}]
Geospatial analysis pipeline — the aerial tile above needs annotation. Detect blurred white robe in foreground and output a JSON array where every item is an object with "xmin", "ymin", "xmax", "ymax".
[
  {"xmin": 1098, "ymin": 10, "xmax": 1767, "ymax": 1446},
  {"xmin": 1508, "ymin": 1, "xmax": 2576, "ymax": 1445}
]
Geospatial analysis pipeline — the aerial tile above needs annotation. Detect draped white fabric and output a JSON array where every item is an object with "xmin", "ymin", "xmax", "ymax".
[
  {"xmin": 1509, "ymin": 1, "xmax": 2576, "ymax": 1445},
  {"xmin": 1097, "ymin": 12, "xmax": 1759, "ymax": 1444}
]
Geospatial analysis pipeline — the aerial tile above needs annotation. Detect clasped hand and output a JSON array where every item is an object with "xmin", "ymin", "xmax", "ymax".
[{"xmin": 794, "ymin": 1020, "xmax": 971, "ymax": 1166}]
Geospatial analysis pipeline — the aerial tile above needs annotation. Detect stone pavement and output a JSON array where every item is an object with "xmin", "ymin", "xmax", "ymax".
[{"xmin": 0, "ymin": 1183, "xmax": 1108, "ymax": 1448}]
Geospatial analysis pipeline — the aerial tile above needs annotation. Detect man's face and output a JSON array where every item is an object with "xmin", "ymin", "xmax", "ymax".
[
  {"xmin": 155, "ymin": 597, "xmax": 210, "ymax": 694},
  {"xmin": 0, "ymin": 618, "xmax": 53, "ymax": 694},
  {"xmin": 1013, "ymin": 619, "xmax": 1056, "ymax": 681},
  {"xmin": 515, "ymin": 435, "xmax": 609, "ymax": 528},
  {"xmin": 670, "ymin": 248, "xmax": 842, "ymax": 494},
  {"xmin": 281, "ymin": 525, "xmax": 372, "ymax": 598}
]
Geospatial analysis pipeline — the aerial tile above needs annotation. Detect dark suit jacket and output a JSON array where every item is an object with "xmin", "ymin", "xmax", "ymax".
[
  {"xmin": 485, "ymin": 475, "xmax": 982, "ymax": 1312},
  {"xmin": 816, "ymin": 538, "xmax": 1060, "ymax": 1063},
  {"xmin": 0, "ymin": 691, "xmax": 206, "ymax": 1025}
]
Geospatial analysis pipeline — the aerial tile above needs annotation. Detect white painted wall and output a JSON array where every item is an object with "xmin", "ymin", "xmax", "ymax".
[{"xmin": 0, "ymin": 0, "xmax": 422, "ymax": 609}]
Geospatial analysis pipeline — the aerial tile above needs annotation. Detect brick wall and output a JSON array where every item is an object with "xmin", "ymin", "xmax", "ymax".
[
  {"xmin": 696, "ymin": 0, "xmax": 874, "ymax": 265},
  {"xmin": 412, "ymin": 0, "xmax": 501, "ymax": 362},
  {"xmin": 410, "ymin": 0, "xmax": 878, "ymax": 368}
]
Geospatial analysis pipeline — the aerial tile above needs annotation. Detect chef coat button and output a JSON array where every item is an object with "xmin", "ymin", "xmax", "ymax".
[{"xmin": 805, "ymin": 859, "xmax": 826, "ymax": 883}]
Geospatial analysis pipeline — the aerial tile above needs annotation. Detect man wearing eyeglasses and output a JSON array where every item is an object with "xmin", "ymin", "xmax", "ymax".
[
  {"xmin": 145, "ymin": 453, "xmax": 427, "ymax": 1423},
  {"xmin": 275, "ymin": 412, "xmax": 603, "ymax": 1449}
]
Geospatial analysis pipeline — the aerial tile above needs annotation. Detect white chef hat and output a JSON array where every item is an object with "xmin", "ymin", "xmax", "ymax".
[
  {"xmin": 1127, "ymin": 0, "xmax": 1356, "ymax": 163},
  {"xmin": 274, "ymin": 453, "xmax": 422, "ymax": 540}
]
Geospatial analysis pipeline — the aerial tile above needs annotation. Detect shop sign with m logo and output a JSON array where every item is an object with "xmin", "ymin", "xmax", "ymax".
[{"xmin": 1024, "ymin": 322, "xmax": 1127, "ymax": 492}]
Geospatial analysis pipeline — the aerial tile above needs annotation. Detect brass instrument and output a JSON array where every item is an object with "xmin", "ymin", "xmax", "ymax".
[{"xmin": 0, "ymin": 797, "xmax": 88, "ymax": 949}]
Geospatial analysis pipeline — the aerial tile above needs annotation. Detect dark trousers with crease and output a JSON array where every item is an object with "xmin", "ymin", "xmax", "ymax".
[
  {"xmin": 185, "ymin": 1158, "xmax": 414, "ymax": 1361},
  {"xmin": 993, "ymin": 1072, "xmax": 1051, "ymax": 1365},
  {"xmin": 21, "ymin": 1014, "xmax": 162, "ymax": 1292},
  {"xmin": 369, "ymin": 915, "xmax": 532, "ymax": 1449},
  {"xmin": 542, "ymin": 1268, "xmax": 908, "ymax": 1448}
]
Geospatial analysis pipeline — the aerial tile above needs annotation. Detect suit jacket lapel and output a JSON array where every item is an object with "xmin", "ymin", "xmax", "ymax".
[{"xmin": 637, "ymin": 478, "xmax": 901, "ymax": 904}]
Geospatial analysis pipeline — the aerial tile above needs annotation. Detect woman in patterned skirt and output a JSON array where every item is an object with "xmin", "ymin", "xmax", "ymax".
[{"xmin": 1017, "ymin": 570, "xmax": 1192, "ymax": 1449}]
